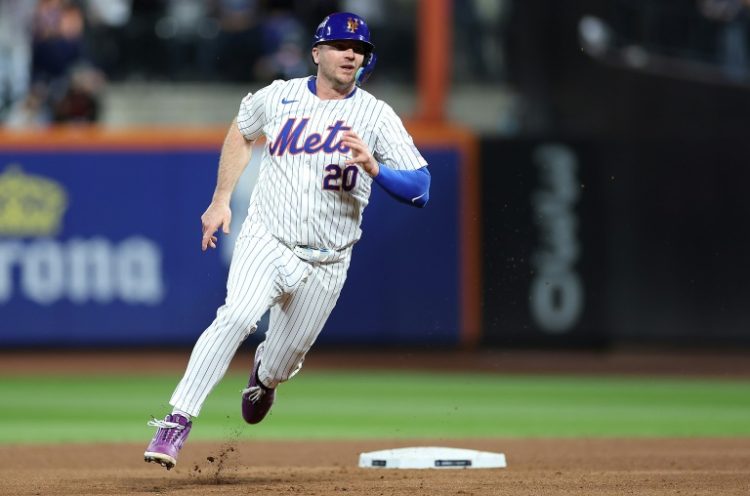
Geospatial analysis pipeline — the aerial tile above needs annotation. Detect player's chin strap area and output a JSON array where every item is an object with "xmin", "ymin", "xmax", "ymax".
[{"xmin": 356, "ymin": 52, "xmax": 377, "ymax": 86}]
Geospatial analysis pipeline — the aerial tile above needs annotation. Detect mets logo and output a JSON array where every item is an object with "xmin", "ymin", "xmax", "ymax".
[
  {"xmin": 346, "ymin": 17, "xmax": 359, "ymax": 33},
  {"xmin": 269, "ymin": 118, "xmax": 352, "ymax": 156}
]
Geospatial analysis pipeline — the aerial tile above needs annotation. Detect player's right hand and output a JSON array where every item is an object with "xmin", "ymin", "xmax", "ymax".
[{"xmin": 201, "ymin": 202, "xmax": 232, "ymax": 251}]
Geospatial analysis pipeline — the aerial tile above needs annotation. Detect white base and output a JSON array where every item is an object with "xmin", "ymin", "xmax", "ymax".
[{"xmin": 358, "ymin": 447, "xmax": 507, "ymax": 469}]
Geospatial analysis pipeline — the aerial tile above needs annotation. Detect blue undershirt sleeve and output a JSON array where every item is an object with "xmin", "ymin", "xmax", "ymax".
[{"xmin": 372, "ymin": 165, "xmax": 431, "ymax": 208}]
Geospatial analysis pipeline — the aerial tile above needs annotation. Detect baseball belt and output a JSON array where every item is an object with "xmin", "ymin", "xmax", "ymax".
[{"xmin": 291, "ymin": 244, "xmax": 348, "ymax": 264}]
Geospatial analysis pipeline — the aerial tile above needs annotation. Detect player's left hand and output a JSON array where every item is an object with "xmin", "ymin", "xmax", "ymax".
[{"xmin": 341, "ymin": 131, "xmax": 379, "ymax": 177}]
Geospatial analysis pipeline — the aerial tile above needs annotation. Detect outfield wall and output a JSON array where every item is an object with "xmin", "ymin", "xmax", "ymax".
[
  {"xmin": 4, "ymin": 127, "xmax": 747, "ymax": 349},
  {"xmin": 480, "ymin": 138, "xmax": 750, "ymax": 347},
  {"xmin": 0, "ymin": 125, "xmax": 479, "ymax": 348}
]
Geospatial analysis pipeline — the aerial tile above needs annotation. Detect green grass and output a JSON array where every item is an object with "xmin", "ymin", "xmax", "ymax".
[{"xmin": 2, "ymin": 371, "xmax": 750, "ymax": 444}]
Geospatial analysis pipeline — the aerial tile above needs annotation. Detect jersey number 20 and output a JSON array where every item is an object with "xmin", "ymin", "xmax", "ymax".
[{"xmin": 323, "ymin": 164, "xmax": 358, "ymax": 192}]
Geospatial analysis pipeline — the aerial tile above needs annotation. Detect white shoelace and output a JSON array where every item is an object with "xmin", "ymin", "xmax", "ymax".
[
  {"xmin": 147, "ymin": 418, "xmax": 185, "ymax": 430},
  {"xmin": 241, "ymin": 385, "xmax": 265, "ymax": 403}
]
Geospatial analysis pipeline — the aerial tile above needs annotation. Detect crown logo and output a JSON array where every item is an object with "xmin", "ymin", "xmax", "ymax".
[
  {"xmin": 0, "ymin": 164, "xmax": 68, "ymax": 236},
  {"xmin": 346, "ymin": 17, "xmax": 359, "ymax": 33}
]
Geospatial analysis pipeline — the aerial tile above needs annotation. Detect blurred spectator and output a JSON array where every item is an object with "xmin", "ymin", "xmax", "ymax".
[
  {"xmin": 51, "ymin": 63, "xmax": 105, "ymax": 123},
  {"xmin": 4, "ymin": 0, "xmax": 105, "ymax": 127},
  {"xmin": 116, "ymin": 0, "xmax": 166, "ymax": 80},
  {"xmin": 455, "ymin": 0, "xmax": 507, "ymax": 82},
  {"xmin": 85, "ymin": 0, "xmax": 132, "ymax": 25},
  {"xmin": 339, "ymin": 0, "xmax": 382, "ymax": 24},
  {"xmin": 699, "ymin": 0, "xmax": 747, "ymax": 20},
  {"xmin": 293, "ymin": 0, "xmax": 341, "ymax": 30},
  {"xmin": 201, "ymin": 0, "xmax": 263, "ymax": 81},
  {"xmin": 698, "ymin": 0, "xmax": 750, "ymax": 80},
  {"xmin": 82, "ymin": 0, "xmax": 133, "ymax": 79},
  {"xmin": 252, "ymin": 0, "xmax": 307, "ymax": 80},
  {"xmin": 31, "ymin": 0, "xmax": 85, "ymax": 83},
  {"xmin": 4, "ymin": 82, "xmax": 50, "ymax": 129},
  {"xmin": 357, "ymin": 0, "xmax": 416, "ymax": 83},
  {"xmin": 0, "ymin": 0, "xmax": 37, "ymax": 120},
  {"xmin": 157, "ymin": 0, "xmax": 215, "ymax": 79}
]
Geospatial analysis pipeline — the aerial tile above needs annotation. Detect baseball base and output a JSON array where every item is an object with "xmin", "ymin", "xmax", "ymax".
[{"xmin": 358, "ymin": 447, "xmax": 507, "ymax": 469}]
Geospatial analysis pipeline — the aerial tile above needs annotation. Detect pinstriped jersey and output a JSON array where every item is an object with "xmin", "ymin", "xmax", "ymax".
[{"xmin": 236, "ymin": 77, "xmax": 427, "ymax": 251}]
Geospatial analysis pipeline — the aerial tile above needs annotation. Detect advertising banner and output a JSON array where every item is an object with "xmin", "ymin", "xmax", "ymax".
[
  {"xmin": 481, "ymin": 140, "xmax": 609, "ymax": 347},
  {"xmin": 0, "ymin": 128, "xmax": 475, "ymax": 347},
  {"xmin": 481, "ymin": 138, "xmax": 750, "ymax": 347}
]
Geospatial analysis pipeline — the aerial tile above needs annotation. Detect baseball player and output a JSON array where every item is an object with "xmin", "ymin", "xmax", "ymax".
[{"xmin": 144, "ymin": 12, "xmax": 431, "ymax": 470}]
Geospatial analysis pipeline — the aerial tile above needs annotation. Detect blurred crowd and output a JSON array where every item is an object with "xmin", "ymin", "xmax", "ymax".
[
  {"xmin": 1, "ymin": 0, "xmax": 104, "ymax": 127},
  {"xmin": 609, "ymin": 0, "xmax": 750, "ymax": 76},
  {"xmin": 0, "ymin": 0, "xmax": 506, "ymax": 129},
  {"xmin": 0, "ymin": 0, "xmax": 348, "ymax": 128},
  {"xmin": 3, "ymin": 0, "xmax": 747, "ymax": 130}
]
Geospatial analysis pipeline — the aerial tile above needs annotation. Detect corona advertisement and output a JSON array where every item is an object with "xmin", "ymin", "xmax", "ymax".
[
  {"xmin": 0, "ymin": 165, "xmax": 163, "ymax": 306},
  {"xmin": 0, "ymin": 129, "xmax": 473, "ymax": 347}
]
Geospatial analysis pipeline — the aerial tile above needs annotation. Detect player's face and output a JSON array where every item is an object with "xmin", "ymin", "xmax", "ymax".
[{"xmin": 313, "ymin": 40, "xmax": 367, "ymax": 89}]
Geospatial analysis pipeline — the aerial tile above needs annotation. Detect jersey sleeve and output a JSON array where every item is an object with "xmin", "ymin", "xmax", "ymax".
[
  {"xmin": 372, "ymin": 104, "xmax": 428, "ymax": 171},
  {"xmin": 236, "ymin": 80, "xmax": 283, "ymax": 141}
]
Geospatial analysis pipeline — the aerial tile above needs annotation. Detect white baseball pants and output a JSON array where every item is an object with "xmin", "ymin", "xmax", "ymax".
[{"xmin": 169, "ymin": 222, "xmax": 351, "ymax": 417}]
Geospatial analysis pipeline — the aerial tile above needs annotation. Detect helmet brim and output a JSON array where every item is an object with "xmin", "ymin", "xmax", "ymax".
[{"xmin": 313, "ymin": 37, "xmax": 375, "ymax": 52}]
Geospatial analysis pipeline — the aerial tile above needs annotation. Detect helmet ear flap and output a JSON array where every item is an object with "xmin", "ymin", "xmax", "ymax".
[{"xmin": 356, "ymin": 51, "xmax": 377, "ymax": 86}]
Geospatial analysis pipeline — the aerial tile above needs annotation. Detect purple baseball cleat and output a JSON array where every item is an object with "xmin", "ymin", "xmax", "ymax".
[
  {"xmin": 241, "ymin": 345, "xmax": 276, "ymax": 424},
  {"xmin": 144, "ymin": 413, "xmax": 192, "ymax": 470}
]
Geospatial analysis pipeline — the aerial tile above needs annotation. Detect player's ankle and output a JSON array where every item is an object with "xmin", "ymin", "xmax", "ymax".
[
  {"xmin": 256, "ymin": 371, "xmax": 274, "ymax": 391},
  {"xmin": 171, "ymin": 409, "xmax": 192, "ymax": 421}
]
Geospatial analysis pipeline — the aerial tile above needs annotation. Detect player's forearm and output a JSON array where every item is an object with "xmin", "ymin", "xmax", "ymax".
[
  {"xmin": 373, "ymin": 165, "xmax": 431, "ymax": 208},
  {"xmin": 212, "ymin": 120, "xmax": 253, "ymax": 204}
]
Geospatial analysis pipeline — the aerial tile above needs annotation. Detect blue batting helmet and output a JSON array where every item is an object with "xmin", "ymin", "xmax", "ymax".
[
  {"xmin": 312, "ymin": 12, "xmax": 377, "ymax": 86},
  {"xmin": 312, "ymin": 12, "xmax": 374, "ymax": 51}
]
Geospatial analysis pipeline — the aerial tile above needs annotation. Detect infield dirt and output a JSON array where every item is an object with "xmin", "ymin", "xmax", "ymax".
[
  {"xmin": 1, "ymin": 349, "xmax": 749, "ymax": 496},
  {"xmin": 1, "ymin": 438, "xmax": 749, "ymax": 496}
]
